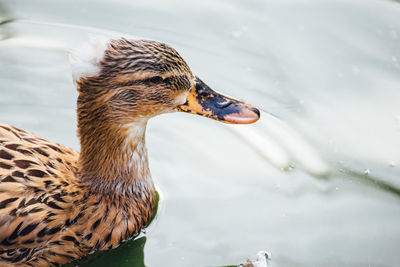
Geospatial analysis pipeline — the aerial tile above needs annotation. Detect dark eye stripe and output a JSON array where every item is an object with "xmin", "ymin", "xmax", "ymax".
[
  {"xmin": 110, "ymin": 77, "xmax": 163, "ymax": 89},
  {"xmin": 111, "ymin": 75, "xmax": 190, "ymax": 91},
  {"xmin": 144, "ymin": 76, "xmax": 163, "ymax": 83}
]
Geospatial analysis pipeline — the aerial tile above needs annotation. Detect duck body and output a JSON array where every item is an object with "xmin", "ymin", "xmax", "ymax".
[
  {"xmin": 0, "ymin": 37, "xmax": 259, "ymax": 266},
  {"xmin": 0, "ymin": 124, "xmax": 156, "ymax": 266}
]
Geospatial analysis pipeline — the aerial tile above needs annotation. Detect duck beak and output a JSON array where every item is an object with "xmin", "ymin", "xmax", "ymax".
[{"xmin": 177, "ymin": 77, "xmax": 260, "ymax": 124}]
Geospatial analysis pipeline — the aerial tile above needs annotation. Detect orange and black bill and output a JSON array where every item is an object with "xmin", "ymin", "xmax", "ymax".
[{"xmin": 177, "ymin": 77, "xmax": 260, "ymax": 124}]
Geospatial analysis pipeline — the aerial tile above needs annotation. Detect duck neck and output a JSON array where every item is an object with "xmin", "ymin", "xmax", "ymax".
[{"xmin": 77, "ymin": 108, "xmax": 154, "ymax": 197}]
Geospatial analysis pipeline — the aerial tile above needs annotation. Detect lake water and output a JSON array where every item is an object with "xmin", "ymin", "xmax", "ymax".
[{"xmin": 0, "ymin": 0, "xmax": 400, "ymax": 266}]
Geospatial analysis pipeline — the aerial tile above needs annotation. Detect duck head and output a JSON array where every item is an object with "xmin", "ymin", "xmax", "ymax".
[
  {"xmin": 71, "ymin": 37, "xmax": 260, "ymax": 125},
  {"xmin": 70, "ymin": 37, "xmax": 260, "ymax": 194}
]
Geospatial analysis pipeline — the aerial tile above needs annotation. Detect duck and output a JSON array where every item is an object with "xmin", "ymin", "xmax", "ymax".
[{"xmin": 0, "ymin": 37, "xmax": 260, "ymax": 266}]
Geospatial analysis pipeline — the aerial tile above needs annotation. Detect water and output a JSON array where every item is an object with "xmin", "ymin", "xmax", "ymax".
[{"xmin": 1, "ymin": 0, "xmax": 400, "ymax": 266}]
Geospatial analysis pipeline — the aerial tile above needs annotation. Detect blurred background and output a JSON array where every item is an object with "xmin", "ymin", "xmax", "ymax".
[{"xmin": 0, "ymin": 0, "xmax": 399, "ymax": 266}]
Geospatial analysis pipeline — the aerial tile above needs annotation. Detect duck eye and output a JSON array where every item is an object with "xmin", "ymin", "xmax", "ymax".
[{"xmin": 148, "ymin": 76, "xmax": 163, "ymax": 83}]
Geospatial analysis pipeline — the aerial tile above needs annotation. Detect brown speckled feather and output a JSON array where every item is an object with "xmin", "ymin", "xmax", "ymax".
[{"xmin": 0, "ymin": 124, "xmax": 156, "ymax": 266}]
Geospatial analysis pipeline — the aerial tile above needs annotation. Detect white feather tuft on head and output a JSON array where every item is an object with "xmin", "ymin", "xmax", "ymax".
[{"xmin": 69, "ymin": 36, "xmax": 111, "ymax": 83}]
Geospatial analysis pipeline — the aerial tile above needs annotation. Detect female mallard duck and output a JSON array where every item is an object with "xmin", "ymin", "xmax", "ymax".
[{"xmin": 0, "ymin": 37, "xmax": 259, "ymax": 266}]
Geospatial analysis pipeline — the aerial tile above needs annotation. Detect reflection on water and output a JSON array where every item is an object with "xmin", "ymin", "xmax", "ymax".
[
  {"xmin": 66, "ymin": 237, "xmax": 146, "ymax": 267},
  {"xmin": 1, "ymin": 0, "xmax": 400, "ymax": 266}
]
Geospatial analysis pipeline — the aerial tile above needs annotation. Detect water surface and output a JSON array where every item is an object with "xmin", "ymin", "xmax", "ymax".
[{"xmin": 0, "ymin": 0, "xmax": 400, "ymax": 266}]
